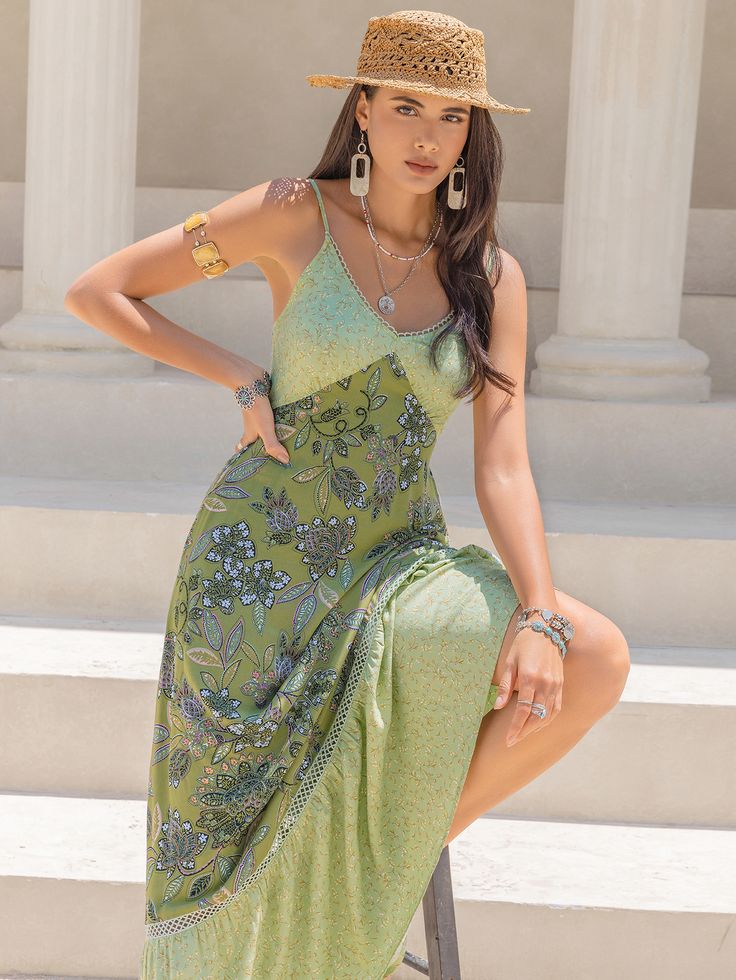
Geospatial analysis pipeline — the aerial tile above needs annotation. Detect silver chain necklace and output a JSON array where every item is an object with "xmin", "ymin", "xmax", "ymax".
[{"xmin": 360, "ymin": 195, "xmax": 443, "ymax": 316}]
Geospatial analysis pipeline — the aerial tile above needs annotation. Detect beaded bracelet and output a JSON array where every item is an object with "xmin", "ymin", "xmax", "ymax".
[
  {"xmin": 183, "ymin": 211, "xmax": 229, "ymax": 279},
  {"xmin": 234, "ymin": 371, "xmax": 271, "ymax": 410},
  {"xmin": 514, "ymin": 606, "xmax": 575, "ymax": 660}
]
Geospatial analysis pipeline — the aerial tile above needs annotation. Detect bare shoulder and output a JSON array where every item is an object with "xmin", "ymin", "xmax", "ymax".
[
  {"xmin": 311, "ymin": 175, "xmax": 350, "ymax": 209},
  {"xmin": 311, "ymin": 176, "xmax": 366, "ymax": 234},
  {"xmin": 487, "ymin": 246, "xmax": 527, "ymax": 334},
  {"xmin": 487, "ymin": 245, "xmax": 526, "ymax": 290},
  {"xmin": 208, "ymin": 176, "xmax": 323, "ymax": 274}
]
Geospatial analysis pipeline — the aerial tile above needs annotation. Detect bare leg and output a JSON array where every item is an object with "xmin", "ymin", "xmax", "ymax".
[{"xmin": 445, "ymin": 589, "xmax": 631, "ymax": 846}]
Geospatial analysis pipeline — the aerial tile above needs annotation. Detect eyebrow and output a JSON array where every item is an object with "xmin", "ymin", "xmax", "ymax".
[{"xmin": 388, "ymin": 95, "xmax": 470, "ymax": 115}]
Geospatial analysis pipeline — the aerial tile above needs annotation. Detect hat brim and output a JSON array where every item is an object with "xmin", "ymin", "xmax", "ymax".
[{"xmin": 305, "ymin": 73, "xmax": 531, "ymax": 114}]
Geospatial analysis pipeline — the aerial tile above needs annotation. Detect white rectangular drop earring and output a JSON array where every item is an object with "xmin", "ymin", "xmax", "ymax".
[
  {"xmin": 447, "ymin": 155, "xmax": 466, "ymax": 209},
  {"xmin": 350, "ymin": 130, "xmax": 371, "ymax": 196}
]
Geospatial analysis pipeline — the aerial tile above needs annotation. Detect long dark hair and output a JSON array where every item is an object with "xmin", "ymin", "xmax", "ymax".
[{"xmin": 307, "ymin": 84, "xmax": 517, "ymax": 401}]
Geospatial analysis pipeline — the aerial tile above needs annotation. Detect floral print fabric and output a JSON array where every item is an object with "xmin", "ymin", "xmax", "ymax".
[
  {"xmin": 140, "ymin": 351, "xmax": 520, "ymax": 979},
  {"xmin": 143, "ymin": 354, "xmax": 456, "ymax": 925}
]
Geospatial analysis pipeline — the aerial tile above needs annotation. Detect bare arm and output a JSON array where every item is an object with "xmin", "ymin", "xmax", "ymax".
[
  {"xmin": 63, "ymin": 178, "xmax": 302, "ymax": 461},
  {"xmin": 63, "ymin": 178, "xmax": 295, "ymax": 390},
  {"xmin": 472, "ymin": 250, "xmax": 557, "ymax": 611}
]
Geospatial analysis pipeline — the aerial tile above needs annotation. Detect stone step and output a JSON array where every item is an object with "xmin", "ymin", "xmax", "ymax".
[
  {"xmin": 1, "ymin": 364, "xmax": 735, "ymax": 505},
  {"xmin": 0, "ymin": 975, "xmax": 130, "ymax": 980},
  {"xmin": 438, "ymin": 816, "xmax": 736, "ymax": 980},
  {"xmin": 0, "ymin": 794, "xmax": 144, "ymax": 979},
  {"xmin": 1, "ymin": 616, "xmax": 734, "ymax": 827},
  {"xmin": 1, "ymin": 477, "xmax": 734, "ymax": 646},
  {"xmin": 1, "ymin": 792, "xmax": 733, "ymax": 979}
]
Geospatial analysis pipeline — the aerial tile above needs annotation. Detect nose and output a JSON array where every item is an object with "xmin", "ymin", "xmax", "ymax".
[{"xmin": 414, "ymin": 129, "xmax": 440, "ymax": 153}]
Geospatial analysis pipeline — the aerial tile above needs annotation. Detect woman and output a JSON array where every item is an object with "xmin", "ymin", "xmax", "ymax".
[{"xmin": 65, "ymin": 10, "xmax": 630, "ymax": 979}]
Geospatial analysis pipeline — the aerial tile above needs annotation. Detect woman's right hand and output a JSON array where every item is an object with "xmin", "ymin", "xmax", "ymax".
[{"xmin": 232, "ymin": 364, "xmax": 290, "ymax": 465}]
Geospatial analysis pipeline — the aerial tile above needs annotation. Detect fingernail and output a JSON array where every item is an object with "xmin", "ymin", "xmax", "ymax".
[{"xmin": 494, "ymin": 697, "xmax": 504, "ymax": 709}]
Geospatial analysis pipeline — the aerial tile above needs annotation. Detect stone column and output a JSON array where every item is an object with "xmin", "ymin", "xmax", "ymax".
[
  {"xmin": 0, "ymin": 0, "xmax": 148, "ymax": 375},
  {"xmin": 531, "ymin": 0, "xmax": 711, "ymax": 401}
]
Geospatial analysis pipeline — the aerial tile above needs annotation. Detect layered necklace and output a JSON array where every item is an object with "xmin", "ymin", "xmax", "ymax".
[{"xmin": 359, "ymin": 194, "xmax": 444, "ymax": 316}]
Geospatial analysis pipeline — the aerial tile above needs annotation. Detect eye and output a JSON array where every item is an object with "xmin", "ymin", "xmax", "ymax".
[{"xmin": 394, "ymin": 106, "xmax": 463, "ymax": 123}]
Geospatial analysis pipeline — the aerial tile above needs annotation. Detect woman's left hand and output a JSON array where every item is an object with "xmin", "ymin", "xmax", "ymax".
[{"xmin": 492, "ymin": 628, "xmax": 564, "ymax": 746}]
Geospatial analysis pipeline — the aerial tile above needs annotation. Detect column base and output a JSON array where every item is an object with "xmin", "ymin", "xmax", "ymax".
[
  {"xmin": 530, "ymin": 335, "xmax": 711, "ymax": 402},
  {"xmin": 0, "ymin": 311, "xmax": 154, "ymax": 376}
]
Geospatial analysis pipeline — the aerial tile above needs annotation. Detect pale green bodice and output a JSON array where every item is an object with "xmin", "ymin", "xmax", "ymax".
[{"xmin": 270, "ymin": 178, "xmax": 470, "ymax": 434}]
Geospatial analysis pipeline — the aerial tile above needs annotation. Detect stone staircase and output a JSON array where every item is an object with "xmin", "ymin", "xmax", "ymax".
[{"xmin": 1, "ymin": 272, "xmax": 735, "ymax": 978}]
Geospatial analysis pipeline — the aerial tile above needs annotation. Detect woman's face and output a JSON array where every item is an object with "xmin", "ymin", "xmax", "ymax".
[{"xmin": 356, "ymin": 85, "xmax": 471, "ymax": 191}]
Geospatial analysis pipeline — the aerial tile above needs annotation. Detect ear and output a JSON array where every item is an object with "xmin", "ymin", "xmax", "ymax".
[{"xmin": 354, "ymin": 91, "xmax": 370, "ymax": 131}]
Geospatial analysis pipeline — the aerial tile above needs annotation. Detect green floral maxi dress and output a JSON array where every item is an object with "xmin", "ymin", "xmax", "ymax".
[{"xmin": 139, "ymin": 178, "xmax": 520, "ymax": 979}]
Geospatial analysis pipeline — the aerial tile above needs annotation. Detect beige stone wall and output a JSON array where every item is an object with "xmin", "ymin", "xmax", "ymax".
[{"xmin": 1, "ymin": 0, "xmax": 734, "ymax": 206}]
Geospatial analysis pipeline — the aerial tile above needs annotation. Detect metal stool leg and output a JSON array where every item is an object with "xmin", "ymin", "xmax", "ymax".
[{"xmin": 402, "ymin": 845, "xmax": 462, "ymax": 979}]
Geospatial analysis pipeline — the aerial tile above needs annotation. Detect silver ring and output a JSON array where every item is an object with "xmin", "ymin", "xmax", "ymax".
[{"xmin": 517, "ymin": 698, "xmax": 547, "ymax": 720}]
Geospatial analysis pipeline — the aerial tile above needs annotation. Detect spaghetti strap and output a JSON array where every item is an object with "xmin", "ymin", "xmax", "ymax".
[
  {"xmin": 307, "ymin": 177, "xmax": 331, "ymax": 237},
  {"xmin": 486, "ymin": 241, "xmax": 498, "ymax": 277}
]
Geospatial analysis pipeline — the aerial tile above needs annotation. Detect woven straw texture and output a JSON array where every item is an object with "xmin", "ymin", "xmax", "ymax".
[{"xmin": 306, "ymin": 9, "xmax": 530, "ymax": 114}]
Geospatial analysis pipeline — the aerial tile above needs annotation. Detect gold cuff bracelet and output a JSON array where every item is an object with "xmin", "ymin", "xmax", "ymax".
[{"xmin": 183, "ymin": 211, "xmax": 229, "ymax": 279}]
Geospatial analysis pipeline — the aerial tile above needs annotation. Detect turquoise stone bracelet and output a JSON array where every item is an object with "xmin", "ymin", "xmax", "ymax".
[{"xmin": 514, "ymin": 606, "xmax": 575, "ymax": 660}]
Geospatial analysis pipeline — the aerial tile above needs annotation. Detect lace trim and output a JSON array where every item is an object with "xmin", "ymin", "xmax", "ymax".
[
  {"xmin": 327, "ymin": 234, "xmax": 455, "ymax": 338},
  {"xmin": 145, "ymin": 541, "xmax": 450, "ymax": 941}
]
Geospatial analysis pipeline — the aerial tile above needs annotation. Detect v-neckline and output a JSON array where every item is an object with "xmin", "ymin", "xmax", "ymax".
[
  {"xmin": 308, "ymin": 177, "xmax": 454, "ymax": 339},
  {"xmin": 325, "ymin": 231, "xmax": 455, "ymax": 338}
]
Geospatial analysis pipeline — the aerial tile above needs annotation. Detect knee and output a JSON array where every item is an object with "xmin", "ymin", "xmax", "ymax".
[
  {"xmin": 550, "ymin": 588, "xmax": 632, "ymax": 718},
  {"xmin": 565, "ymin": 611, "xmax": 631, "ymax": 720},
  {"xmin": 593, "ymin": 622, "xmax": 631, "ymax": 710}
]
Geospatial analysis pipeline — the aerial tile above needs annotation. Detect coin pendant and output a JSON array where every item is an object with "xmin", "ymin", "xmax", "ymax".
[{"xmin": 378, "ymin": 294, "xmax": 395, "ymax": 315}]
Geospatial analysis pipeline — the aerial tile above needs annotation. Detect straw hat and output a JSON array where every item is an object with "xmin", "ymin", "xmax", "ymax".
[{"xmin": 305, "ymin": 9, "xmax": 531, "ymax": 115}]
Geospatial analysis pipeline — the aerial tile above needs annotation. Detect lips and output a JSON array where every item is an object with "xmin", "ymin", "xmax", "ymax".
[{"xmin": 405, "ymin": 160, "xmax": 437, "ymax": 173}]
